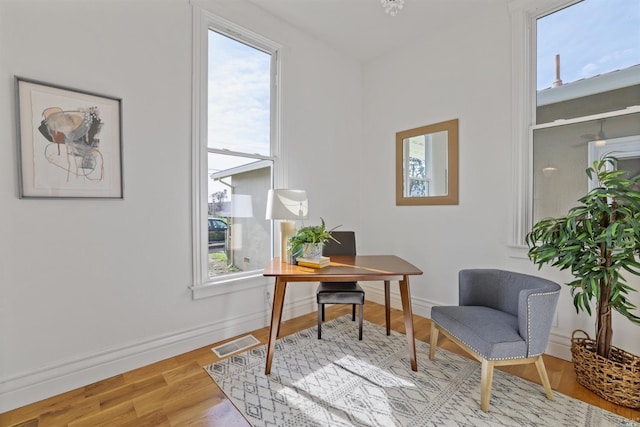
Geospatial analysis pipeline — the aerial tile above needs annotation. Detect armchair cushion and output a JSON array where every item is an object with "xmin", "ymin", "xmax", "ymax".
[{"xmin": 431, "ymin": 306, "xmax": 526, "ymax": 360}]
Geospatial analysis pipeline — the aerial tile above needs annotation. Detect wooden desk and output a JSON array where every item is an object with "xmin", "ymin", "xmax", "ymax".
[{"xmin": 262, "ymin": 255, "xmax": 423, "ymax": 374}]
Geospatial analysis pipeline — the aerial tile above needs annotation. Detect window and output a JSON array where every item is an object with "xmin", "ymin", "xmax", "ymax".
[
  {"xmin": 533, "ymin": 0, "xmax": 640, "ymax": 223},
  {"xmin": 509, "ymin": 0, "xmax": 640, "ymax": 253},
  {"xmin": 192, "ymin": 7, "xmax": 281, "ymax": 292}
]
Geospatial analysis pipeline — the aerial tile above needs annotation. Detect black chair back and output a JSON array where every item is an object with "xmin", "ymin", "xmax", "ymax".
[{"xmin": 323, "ymin": 231, "xmax": 356, "ymax": 256}]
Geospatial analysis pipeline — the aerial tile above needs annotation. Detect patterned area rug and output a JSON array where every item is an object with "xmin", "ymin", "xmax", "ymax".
[{"xmin": 205, "ymin": 316, "xmax": 635, "ymax": 427}]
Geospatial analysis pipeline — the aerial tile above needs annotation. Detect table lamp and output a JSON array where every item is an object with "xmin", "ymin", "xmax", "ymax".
[{"xmin": 265, "ymin": 189, "xmax": 308, "ymax": 262}]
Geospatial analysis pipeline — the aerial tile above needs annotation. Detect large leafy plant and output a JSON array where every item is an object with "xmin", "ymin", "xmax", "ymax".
[
  {"xmin": 288, "ymin": 218, "xmax": 340, "ymax": 258},
  {"xmin": 526, "ymin": 155, "xmax": 640, "ymax": 359}
]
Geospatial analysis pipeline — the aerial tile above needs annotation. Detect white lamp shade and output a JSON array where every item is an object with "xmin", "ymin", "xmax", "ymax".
[{"xmin": 265, "ymin": 189, "xmax": 309, "ymax": 220}]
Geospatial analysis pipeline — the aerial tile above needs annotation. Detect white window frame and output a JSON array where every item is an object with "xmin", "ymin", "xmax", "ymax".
[
  {"xmin": 508, "ymin": 0, "xmax": 583, "ymax": 258},
  {"xmin": 190, "ymin": 5, "xmax": 284, "ymax": 298},
  {"xmin": 509, "ymin": 0, "xmax": 640, "ymax": 258}
]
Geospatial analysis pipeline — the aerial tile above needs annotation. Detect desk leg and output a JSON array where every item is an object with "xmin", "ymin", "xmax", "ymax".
[
  {"xmin": 265, "ymin": 278, "xmax": 287, "ymax": 375},
  {"xmin": 384, "ymin": 280, "xmax": 391, "ymax": 336},
  {"xmin": 399, "ymin": 276, "xmax": 417, "ymax": 371}
]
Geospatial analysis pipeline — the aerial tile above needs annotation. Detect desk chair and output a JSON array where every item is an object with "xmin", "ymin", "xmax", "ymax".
[
  {"xmin": 429, "ymin": 269, "xmax": 561, "ymax": 412},
  {"xmin": 317, "ymin": 231, "xmax": 365, "ymax": 340}
]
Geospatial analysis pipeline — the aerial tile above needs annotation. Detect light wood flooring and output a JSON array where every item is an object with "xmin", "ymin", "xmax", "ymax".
[{"xmin": 1, "ymin": 302, "xmax": 639, "ymax": 426}]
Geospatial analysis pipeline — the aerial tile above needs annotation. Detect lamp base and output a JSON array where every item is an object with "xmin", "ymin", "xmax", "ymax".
[{"xmin": 280, "ymin": 220, "xmax": 296, "ymax": 263}]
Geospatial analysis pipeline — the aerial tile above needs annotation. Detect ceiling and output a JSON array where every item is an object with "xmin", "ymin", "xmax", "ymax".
[{"xmin": 247, "ymin": 0, "xmax": 494, "ymax": 63}]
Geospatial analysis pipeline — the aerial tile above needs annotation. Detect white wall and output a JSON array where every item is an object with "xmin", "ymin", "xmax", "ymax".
[
  {"xmin": 0, "ymin": 0, "xmax": 362, "ymax": 411},
  {"xmin": 360, "ymin": 0, "xmax": 639, "ymax": 362}
]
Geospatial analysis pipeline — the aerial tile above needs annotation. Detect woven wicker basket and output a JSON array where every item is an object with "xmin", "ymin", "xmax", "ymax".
[{"xmin": 571, "ymin": 330, "xmax": 640, "ymax": 408}]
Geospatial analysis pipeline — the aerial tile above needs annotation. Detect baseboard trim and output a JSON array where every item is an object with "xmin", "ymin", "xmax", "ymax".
[
  {"xmin": 0, "ymin": 307, "xmax": 274, "ymax": 412},
  {"xmin": 546, "ymin": 330, "xmax": 572, "ymax": 361},
  {"xmin": 0, "ymin": 287, "xmax": 321, "ymax": 413}
]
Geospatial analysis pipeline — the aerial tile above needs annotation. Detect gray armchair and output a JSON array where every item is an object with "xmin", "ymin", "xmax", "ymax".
[{"xmin": 429, "ymin": 269, "xmax": 561, "ymax": 412}]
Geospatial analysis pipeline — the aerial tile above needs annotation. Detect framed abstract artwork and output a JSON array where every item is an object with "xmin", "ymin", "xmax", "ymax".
[{"xmin": 15, "ymin": 77, "xmax": 123, "ymax": 198}]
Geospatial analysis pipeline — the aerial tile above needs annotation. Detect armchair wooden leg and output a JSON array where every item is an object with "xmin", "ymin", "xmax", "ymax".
[
  {"xmin": 429, "ymin": 322, "xmax": 439, "ymax": 360},
  {"xmin": 480, "ymin": 359, "xmax": 495, "ymax": 412},
  {"xmin": 534, "ymin": 356, "xmax": 554, "ymax": 400},
  {"xmin": 352, "ymin": 304, "xmax": 356, "ymax": 321}
]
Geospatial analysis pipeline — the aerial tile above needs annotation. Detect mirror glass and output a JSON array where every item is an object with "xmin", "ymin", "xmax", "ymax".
[{"xmin": 396, "ymin": 119, "xmax": 458, "ymax": 205}]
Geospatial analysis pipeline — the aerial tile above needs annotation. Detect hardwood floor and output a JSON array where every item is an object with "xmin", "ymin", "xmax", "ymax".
[{"xmin": 2, "ymin": 302, "xmax": 639, "ymax": 426}]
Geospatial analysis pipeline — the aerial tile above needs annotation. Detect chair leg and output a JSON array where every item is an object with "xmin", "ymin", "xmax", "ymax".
[
  {"xmin": 429, "ymin": 322, "xmax": 439, "ymax": 360},
  {"xmin": 384, "ymin": 280, "xmax": 391, "ymax": 335},
  {"xmin": 358, "ymin": 303, "xmax": 363, "ymax": 340},
  {"xmin": 480, "ymin": 359, "xmax": 495, "ymax": 412},
  {"xmin": 317, "ymin": 304, "xmax": 322, "ymax": 339},
  {"xmin": 352, "ymin": 304, "xmax": 356, "ymax": 321},
  {"xmin": 534, "ymin": 356, "xmax": 554, "ymax": 400}
]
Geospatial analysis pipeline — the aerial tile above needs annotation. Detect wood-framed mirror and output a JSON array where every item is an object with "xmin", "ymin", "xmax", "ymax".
[{"xmin": 396, "ymin": 118, "xmax": 459, "ymax": 205}]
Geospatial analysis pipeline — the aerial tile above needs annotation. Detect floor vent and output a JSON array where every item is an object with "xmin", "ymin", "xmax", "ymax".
[{"xmin": 212, "ymin": 334, "xmax": 260, "ymax": 358}]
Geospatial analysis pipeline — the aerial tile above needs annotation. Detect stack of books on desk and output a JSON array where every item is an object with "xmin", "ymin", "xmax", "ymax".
[{"xmin": 296, "ymin": 256, "xmax": 330, "ymax": 268}]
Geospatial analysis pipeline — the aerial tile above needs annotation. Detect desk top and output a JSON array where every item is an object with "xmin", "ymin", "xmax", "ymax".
[{"xmin": 263, "ymin": 255, "xmax": 423, "ymax": 282}]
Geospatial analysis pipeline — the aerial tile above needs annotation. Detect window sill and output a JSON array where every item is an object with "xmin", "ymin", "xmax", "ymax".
[{"xmin": 190, "ymin": 270, "xmax": 268, "ymax": 300}]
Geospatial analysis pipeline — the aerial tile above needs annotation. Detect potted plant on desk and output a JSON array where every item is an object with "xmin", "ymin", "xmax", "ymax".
[
  {"xmin": 526, "ymin": 154, "xmax": 640, "ymax": 408},
  {"xmin": 288, "ymin": 218, "xmax": 340, "ymax": 262}
]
